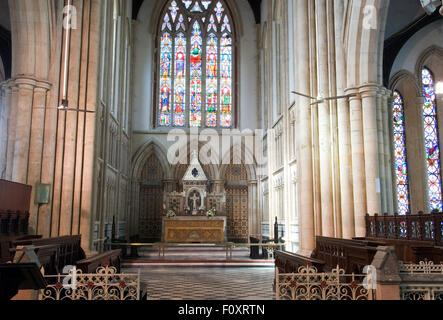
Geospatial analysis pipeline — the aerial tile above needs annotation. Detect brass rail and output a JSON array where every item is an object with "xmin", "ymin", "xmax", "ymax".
[{"xmin": 109, "ymin": 242, "xmax": 285, "ymax": 260}]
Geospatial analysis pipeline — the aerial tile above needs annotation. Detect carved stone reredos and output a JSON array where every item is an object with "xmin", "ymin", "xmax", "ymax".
[{"xmin": 182, "ymin": 150, "xmax": 208, "ymax": 183}]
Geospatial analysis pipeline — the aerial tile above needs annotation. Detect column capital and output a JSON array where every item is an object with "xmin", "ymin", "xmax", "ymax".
[
  {"xmin": 35, "ymin": 80, "xmax": 52, "ymax": 91},
  {"xmin": 14, "ymin": 76, "xmax": 37, "ymax": 90},
  {"xmin": 359, "ymin": 83, "xmax": 380, "ymax": 97},
  {"xmin": 13, "ymin": 75, "xmax": 52, "ymax": 91},
  {"xmin": 1, "ymin": 79, "xmax": 15, "ymax": 90},
  {"xmin": 380, "ymin": 87, "xmax": 392, "ymax": 97},
  {"xmin": 344, "ymin": 87, "xmax": 361, "ymax": 100}
]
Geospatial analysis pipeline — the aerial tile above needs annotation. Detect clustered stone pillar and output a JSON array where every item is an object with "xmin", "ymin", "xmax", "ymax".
[
  {"xmin": 334, "ymin": 0, "xmax": 355, "ymax": 239},
  {"xmin": 12, "ymin": 78, "xmax": 36, "ymax": 184},
  {"xmin": 5, "ymin": 84, "xmax": 18, "ymax": 180},
  {"xmin": 1, "ymin": 77, "xmax": 51, "ymax": 187},
  {"xmin": 248, "ymin": 180, "xmax": 259, "ymax": 237},
  {"xmin": 361, "ymin": 84, "xmax": 382, "ymax": 217},
  {"xmin": 347, "ymin": 89, "xmax": 367, "ymax": 237},
  {"xmin": 0, "ymin": 83, "xmax": 8, "ymax": 178},
  {"xmin": 296, "ymin": 0, "xmax": 315, "ymax": 255},
  {"xmin": 315, "ymin": 0, "xmax": 334, "ymax": 238},
  {"xmin": 382, "ymin": 88, "xmax": 394, "ymax": 214},
  {"xmin": 27, "ymin": 82, "xmax": 51, "ymax": 231},
  {"xmin": 376, "ymin": 88, "xmax": 387, "ymax": 213}
]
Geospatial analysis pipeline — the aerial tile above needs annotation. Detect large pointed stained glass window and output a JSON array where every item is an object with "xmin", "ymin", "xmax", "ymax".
[
  {"xmin": 392, "ymin": 90, "xmax": 410, "ymax": 215},
  {"xmin": 157, "ymin": 0, "xmax": 234, "ymax": 128},
  {"xmin": 422, "ymin": 67, "xmax": 442, "ymax": 211}
]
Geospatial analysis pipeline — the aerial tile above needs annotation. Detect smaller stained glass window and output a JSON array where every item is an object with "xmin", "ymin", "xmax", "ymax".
[
  {"xmin": 422, "ymin": 67, "xmax": 442, "ymax": 212},
  {"xmin": 392, "ymin": 90, "xmax": 410, "ymax": 215}
]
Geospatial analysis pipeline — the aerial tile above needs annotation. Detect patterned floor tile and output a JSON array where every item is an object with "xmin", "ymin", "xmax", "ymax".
[{"xmin": 123, "ymin": 266, "xmax": 276, "ymax": 300}]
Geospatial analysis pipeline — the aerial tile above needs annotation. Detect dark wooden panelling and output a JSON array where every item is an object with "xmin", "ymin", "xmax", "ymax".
[{"xmin": 0, "ymin": 180, "xmax": 32, "ymax": 212}]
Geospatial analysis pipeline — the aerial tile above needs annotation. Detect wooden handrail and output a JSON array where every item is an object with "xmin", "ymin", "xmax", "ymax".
[{"xmin": 365, "ymin": 212, "xmax": 443, "ymax": 246}]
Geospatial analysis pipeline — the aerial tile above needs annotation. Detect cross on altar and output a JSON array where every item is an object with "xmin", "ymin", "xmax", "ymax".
[{"xmin": 190, "ymin": 192, "xmax": 200, "ymax": 214}]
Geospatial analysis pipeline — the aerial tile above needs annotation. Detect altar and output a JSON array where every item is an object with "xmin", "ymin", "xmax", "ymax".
[
  {"xmin": 162, "ymin": 216, "xmax": 227, "ymax": 243},
  {"xmin": 161, "ymin": 151, "xmax": 228, "ymax": 243}
]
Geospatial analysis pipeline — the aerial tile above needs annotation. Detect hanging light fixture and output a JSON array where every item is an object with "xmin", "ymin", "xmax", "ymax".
[
  {"xmin": 420, "ymin": 0, "xmax": 443, "ymax": 15},
  {"xmin": 58, "ymin": 0, "xmax": 94, "ymax": 113}
]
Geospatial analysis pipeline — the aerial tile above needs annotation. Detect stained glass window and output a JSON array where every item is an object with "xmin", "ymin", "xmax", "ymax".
[
  {"xmin": 220, "ymin": 33, "xmax": 232, "ymax": 127},
  {"xmin": 206, "ymin": 33, "xmax": 218, "ymax": 127},
  {"xmin": 157, "ymin": 0, "xmax": 234, "ymax": 128},
  {"xmin": 158, "ymin": 33, "xmax": 172, "ymax": 126},
  {"xmin": 392, "ymin": 90, "xmax": 410, "ymax": 215},
  {"xmin": 190, "ymin": 21, "xmax": 202, "ymax": 127},
  {"xmin": 174, "ymin": 33, "xmax": 186, "ymax": 126},
  {"xmin": 422, "ymin": 67, "xmax": 442, "ymax": 212}
]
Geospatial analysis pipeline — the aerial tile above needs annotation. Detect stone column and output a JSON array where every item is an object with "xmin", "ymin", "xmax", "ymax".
[
  {"xmin": 382, "ymin": 88, "xmax": 394, "ymax": 214},
  {"xmin": 163, "ymin": 179, "xmax": 176, "ymax": 194},
  {"xmin": 296, "ymin": 0, "xmax": 315, "ymax": 256},
  {"xmin": 6, "ymin": 83, "xmax": 18, "ymax": 180},
  {"xmin": 213, "ymin": 180, "xmax": 224, "ymax": 194},
  {"xmin": 12, "ymin": 77, "xmax": 36, "ymax": 184},
  {"xmin": 347, "ymin": 88, "xmax": 367, "ymax": 236},
  {"xmin": 0, "ymin": 84, "xmax": 7, "ymax": 178},
  {"xmin": 335, "ymin": 0, "xmax": 354, "ymax": 239},
  {"xmin": 27, "ymin": 81, "xmax": 51, "ymax": 234},
  {"xmin": 315, "ymin": 0, "xmax": 334, "ymax": 237},
  {"xmin": 376, "ymin": 88, "xmax": 387, "ymax": 213},
  {"xmin": 360, "ymin": 84, "xmax": 381, "ymax": 216},
  {"xmin": 248, "ymin": 180, "xmax": 258, "ymax": 237}
]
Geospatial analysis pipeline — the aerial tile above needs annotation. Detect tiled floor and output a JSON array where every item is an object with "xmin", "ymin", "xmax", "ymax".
[{"xmin": 123, "ymin": 266, "xmax": 276, "ymax": 300}]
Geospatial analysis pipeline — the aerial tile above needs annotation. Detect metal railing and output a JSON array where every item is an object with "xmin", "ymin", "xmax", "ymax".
[
  {"xmin": 400, "ymin": 260, "xmax": 443, "ymax": 274},
  {"xmin": 39, "ymin": 265, "xmax": 141, "ymax": 301},
  {"xmin": 400, "ymin": 285, "xmax": 443, "ymax": 300},
  {"xmin": 399, "ymin": 261, "xmax": 443, "ymax": 300},
  {"xmin": 275, "ymin": 265, "xmax": 373, "ymax": 300},
  {"xmin": 109, "ymin": 241, "xmax": 285, "ymax": 260}
]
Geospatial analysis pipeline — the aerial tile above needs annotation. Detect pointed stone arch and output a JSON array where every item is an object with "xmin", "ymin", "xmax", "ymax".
[
  {"xmin": 219, "ymin": 141, "xmax": 257, "ymax": 182},
  {"xmin": 389, "ymin": 70, "xmax": 421, "ymax": 98},
  {"xmin": 414, "ymin": 45, "xmax": 443, "ymax": 82},
  {"xmin": 132, "ymin": 138, "xmax": 172, "ymax": 181},
  {"xmin": 345, "ymin": 0, "xmax": 390, "ymax": 87},
  {"xmin": 130, "ymin": 139, "xmax": 172, "ymax": 239},
  {"xmin": 219, "ymin": 142, "xmax": 259, "ymax": 240}
]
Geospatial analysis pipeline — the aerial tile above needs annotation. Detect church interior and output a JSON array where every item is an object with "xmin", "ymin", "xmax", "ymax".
[{"xmin": 0, "ymin": 0, "xmax": 443, "ymax": 302}]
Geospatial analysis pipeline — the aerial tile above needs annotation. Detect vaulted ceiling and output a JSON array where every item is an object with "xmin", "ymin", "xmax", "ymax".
[
  {"xmin": 383, "ymin": 0, "xmax": 442, "ymax": 85},
  {"xmin": 385, "ymin": 0, "xmax": 426, "ymax": 39}
]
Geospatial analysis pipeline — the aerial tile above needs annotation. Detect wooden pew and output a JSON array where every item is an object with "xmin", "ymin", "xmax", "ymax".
[
  {"xmin": 12, "ymin": 236, "xmax": 86, "ymax": 275},
  {"xmin": 0, "ymin": 239, "xmax": 10, "ymax": 264},
  {"xmin": 9, "ymin": 236, "xmax": 123, "ymax": 276},
  {"xmin": 275, "ymin": 250, "xmax": 325, "ymax": 273},
  {"xmin": 76, "ymin": 250, "xmax": 122, "ymax": 273},
  {"xmin": 359, "ymin": 237, "xmax": 442, "ymax": 264},
  {"xmin": 313, "ymin": 236, "xmax": 379, "ymax": 273}
]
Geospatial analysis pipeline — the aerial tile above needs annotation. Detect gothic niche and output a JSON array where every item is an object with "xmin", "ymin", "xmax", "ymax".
[
  {"xmin": 225, "ymin": 164, "xmax": 249, "ymax": 243},
  {"xmin": 138, "ymin": 154, "xmax": 164, "ymax": 241}
]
